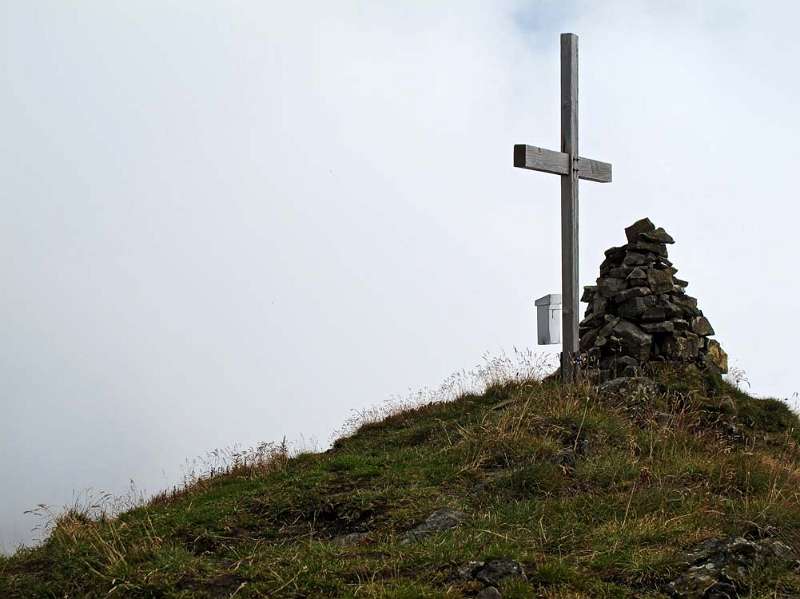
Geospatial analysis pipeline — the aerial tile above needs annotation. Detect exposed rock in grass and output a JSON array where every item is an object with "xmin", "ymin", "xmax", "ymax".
[
  {"xmin": 401, "ymin": 508, "xmax": 465, "ymax": 543},
  {"xmin": 331, "ymin": 532, "xmax": 369, "ymax": 546},
  {"xmin": 667, "ymin": 536, "xmax": 796, "ymax": 598},
  {"xmin": 459, "ymin": 558, "xmax": 527, "ymax": 589},
  {"xmin": 474, "ymin": 559, "xmax": 527, "ymax": 586},
  {"xmin": 598, "ymin": 376, "xmax": 657, "ymax": 396}
]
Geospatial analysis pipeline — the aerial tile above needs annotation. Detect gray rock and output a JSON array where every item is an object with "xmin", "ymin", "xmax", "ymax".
[
  {"xmin": 625, "ymin": 217, "xmax": 655, "ymax": 243},
  {"xmin": 620, "ymin": 365, "xmax": 638, "ymax": 378},
  {"xmin": 581, "ymin": 285, "xmax": 597, "ymax": 302},
  {"xmin": 473, "ymin": 559, "xmax": 527, "ymax": 586},
  {"xmin": 626, "ymin": 266, "xmax": 648, "ymax": 282},
  {"xmin": 612, "ymin": 320, "xmax": 652, "ymax": 361},
  {"xmin": 589, "ymin": 295, "xmax": 609, "ymax": 316},
  {"xmin": 647, "ymin": 268, "xmax": 675, "ymax": 294},
  {"xmin": 686, "ymin": 332, "xmax": 702, "ymax": 349},
  {"xmin": 607, "ymin": 266, "xmax": 634, "ymax": 279},
  {"xmin": 599, "ymin": 256, "xmax": 620, "ymax": 274},
  {"xmin": 476, "ymin": 587, "xmax": 502, "ymax": 599},
  {"xmin": 579, "ymin": 314, "xmax": 605, "ymax": 333},
  {"xmin": 617, "ymin": 295, "xmax": 657, "ymax": 319},
  {"xmin": 401, "ymin": 508, "xmax": 465, "ymax": 543},
  {"xmin": 667, "ymin": 536, "xmax": 796, "ymax": 598},
  {"xmin": 629, "ymin": 240, "xmax": 668, "ymax": 258},
  {"xmin": 599, "ymin": 354, "xmax": 639, "ymax": 377},
  {"xmin": 604, "ymin": 245, "xmax": 627, "ymax": 259},
  {"xmin": 691, "ymin": 315, "xmax": 715, "ymax": 336},
  {"xmin": 641, "ymin": 321, "xmax": 675, "ymax": 334},
  {"xmin": 641, "ymin": 306, "xmax": 667, "ymax": 322},
  {"xmin": 671, "ymin": 294, "xmax": 700, "ymax": 315},
  {"xmin": 640, "ymin": 227, "xmax": 675, "ymax": 244},
  {"xmin": 672, "ymin": 318, "xmax": 690, "ymax": 331},
  {"xmin": 597, "ymin": 315, "xmax": 621, "ymax": 338},
  {"xmin": 599, "ymin": 376, "xmax": 656, "ymax": 395},
  {"xmin": 457, "ymin": 561, "xmax": 485, "ymax": 580},
  {"xmin": 659, "ymin": 298, "xmax": 683, "ymax": 318},
  {"xmin": 616, "ymin": 355, "xmax": 639, "ymax": 369},
  {"xmin": 597, "ymin": 277, "xmax": 627, "ymax": 298},
  {"xmin": 661, "ymin": 334, "xmax": 701, "ymax": 360},
  {"xmin": 579, "ymin": 327, "xmax": 599, "ymax": 352},
  {"xmin": 599, "ymin": 354, "xmax": 638, "ymax": 369},
  {"xmin": 622, "ymin": 251, "xmax": 650, "ymax": 267},
  {"xmin": 654, "ymin": 256, "xmax": 674, "ymax": 268},
  {"xmin": 611, "ymin": 286, "xmax": 652, "ymax": 304}
]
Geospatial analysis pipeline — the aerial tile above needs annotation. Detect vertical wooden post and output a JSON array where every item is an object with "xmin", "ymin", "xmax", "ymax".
[{"xmin": 560, "ymin": 33, "xmax": 579, "ymax": 382}]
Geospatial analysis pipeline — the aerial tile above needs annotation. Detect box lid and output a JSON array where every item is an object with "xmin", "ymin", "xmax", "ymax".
[{"xmin": 534, "ymin": 293, "xmax": 562, "ymax": 307}]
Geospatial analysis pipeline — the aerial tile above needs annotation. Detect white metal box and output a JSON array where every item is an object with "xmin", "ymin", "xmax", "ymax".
[{"xmin": 535, "ymin": 293, "xmax": 562, "ymax": 345}]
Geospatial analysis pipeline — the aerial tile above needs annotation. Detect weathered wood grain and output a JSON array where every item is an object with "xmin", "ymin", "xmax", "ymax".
[
  {"xmin": 513, "ymin": 144, "xmax": 569, "ymax": 176},
  {"xmin": 560, "ymin": 32, "xmax": 580, "ymax": 382},
  {"xmin": 577, "ymin": 157, "xmax": 612, "ymax": 183},
  {"xmin": 513, "ymin": 145, "xmax": 612, "ymax": 184}
]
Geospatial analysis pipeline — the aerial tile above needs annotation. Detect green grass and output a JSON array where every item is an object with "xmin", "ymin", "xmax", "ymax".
[{"xmin": 2, "ymin": 369, "xmax": 800, "ymax": 597}]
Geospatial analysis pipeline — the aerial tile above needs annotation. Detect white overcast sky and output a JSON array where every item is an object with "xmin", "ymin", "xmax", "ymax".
[{"xmin": 2, "ymin": 0, "xmax": 799, "ymax": 550}]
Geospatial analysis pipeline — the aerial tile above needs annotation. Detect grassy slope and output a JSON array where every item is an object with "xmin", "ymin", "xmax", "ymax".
[{"xmin": 3, "ymin": 368, "xmax": 800, "ymax": 598}]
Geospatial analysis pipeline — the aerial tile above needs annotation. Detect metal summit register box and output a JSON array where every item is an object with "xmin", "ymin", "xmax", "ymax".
[{"xmin": 535, "ymin": 294, "xmax": 562, "ymax": 345}]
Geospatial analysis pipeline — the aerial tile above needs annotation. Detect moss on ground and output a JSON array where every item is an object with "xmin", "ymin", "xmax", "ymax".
[{"xmin": 2, "ymin": 369, "xmax": 800, "ymax": 597}]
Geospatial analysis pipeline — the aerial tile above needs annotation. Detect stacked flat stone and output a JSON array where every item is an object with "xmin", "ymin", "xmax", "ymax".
[{"xmin": 579, "ymin": 218, "xmax": 728, "ymax": 379}]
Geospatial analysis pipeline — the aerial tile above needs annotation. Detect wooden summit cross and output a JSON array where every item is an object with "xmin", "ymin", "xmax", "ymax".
[{"xmin": 514, "ymin": 33, "xmax": 612, "ymax": 382}]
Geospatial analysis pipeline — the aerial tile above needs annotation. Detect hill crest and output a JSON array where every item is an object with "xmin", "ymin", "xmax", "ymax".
[{"xmin": 2, "ymin": 366, "xmax": 799, "ymax": 598}]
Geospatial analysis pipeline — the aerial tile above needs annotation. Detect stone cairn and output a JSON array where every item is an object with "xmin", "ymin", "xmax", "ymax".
[{"xmin": 580, "ymin": 218, "xmax": 727, "ymax": 380}]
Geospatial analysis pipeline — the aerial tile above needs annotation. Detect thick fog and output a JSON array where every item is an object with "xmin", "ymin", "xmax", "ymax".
[{"xmin": 2, "ymin": 1, "xmax": 799, "ymax": 551}]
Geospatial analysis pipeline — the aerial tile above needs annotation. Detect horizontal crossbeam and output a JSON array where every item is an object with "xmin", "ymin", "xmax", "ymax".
[{"xmin": 513, "ymin": 144, "xmax": 612, "ymax": 183}]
